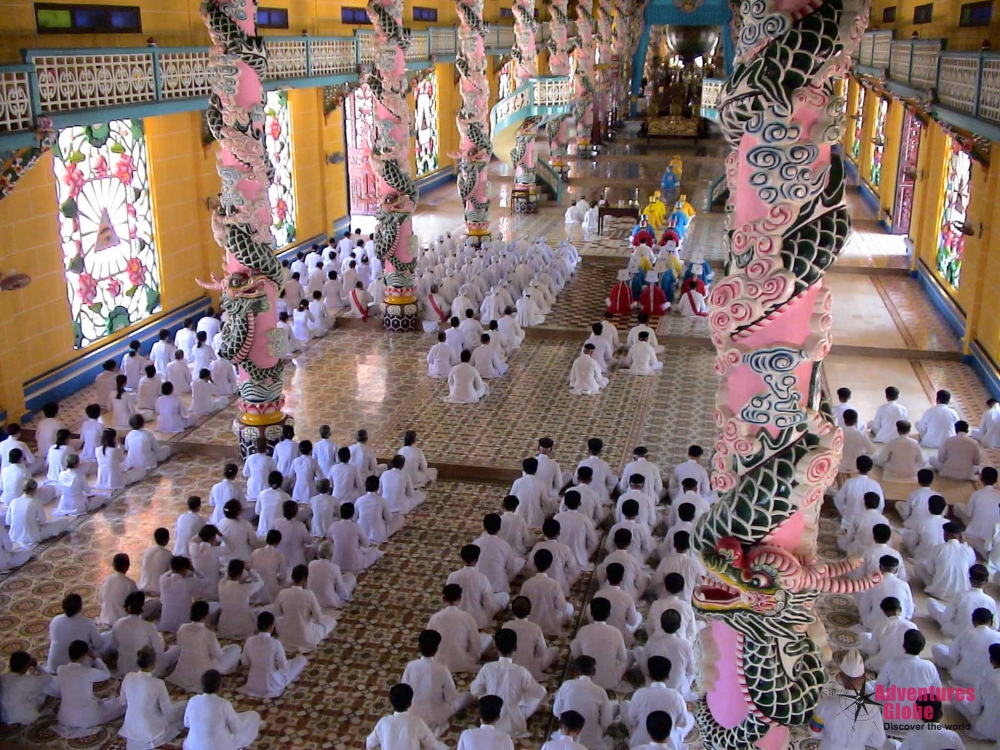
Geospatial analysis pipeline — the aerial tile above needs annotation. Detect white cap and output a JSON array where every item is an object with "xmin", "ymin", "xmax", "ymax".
[{"xmin": 840, "ymin": 649, "xmax": 865, "ymax": 678}]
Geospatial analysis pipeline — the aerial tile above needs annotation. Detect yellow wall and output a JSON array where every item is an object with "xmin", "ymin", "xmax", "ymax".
[
  {"xmin": 844, "ymin": 78, "xmax": 860, "ymax": 163},
  {"xmin": 876, "ymin": 98, "xmax": 904, "ymax": 221},
  {"xmin": 859, "ymin": 87, "xmax": 878, "ymax": 189},
  {"xmin": 321, "ymin": 107, "xmax": 349, "ymax": 231},
  {"xmin": 869, "ymin": 0, "xmax": 1000, "ymax": 52}
]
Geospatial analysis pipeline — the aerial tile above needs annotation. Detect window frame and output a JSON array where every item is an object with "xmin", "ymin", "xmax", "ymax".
[
  {"xmin": 959, "ymin": 0, "xmax": 992, "ymax": 27},
  {"xmin": 412, "ymin": 6, "xmax": 438, "ymax": 21},
  {"xmin": 912, "ymin": 2, "xmax": 933, "ymax": 24},
  {"xmin": 35, "ymin": 2, "xmax": 142, "ymax": 34},
  {"xmin": 340, "ymin": 6, "xmax": 371, "ymax": 24},
  {"xmin": 881, "ymin": 5, "xmax": 897, "ymax": 22},
  {"xmin": 257, "ymin": 6, "xmax": 289, "ymax": 29}
]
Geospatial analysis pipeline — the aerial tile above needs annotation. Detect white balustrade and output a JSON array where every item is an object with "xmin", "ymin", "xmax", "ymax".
[
  {"xmin": 532, "ymin": 77, "xmax": 573, "ymax": 106},
  {"xmin": 491, "ymin": 86, "xmax": 530, "ymax": 126},
  {"xmin": 356, "ymin": 31, "xmax": 376, "ymax": 64},
  {"xmin": 0, "ymin": 69, "xmax": 33, "ymax": 132},
  {"xmin": 265, "ymin": 39, "xmax": 308, "ymax": 80},
  {"xmin": 429, "ymin": 27, "xmax": 455, "ymax": 55},
  {"xmin": 310, "ymin": 39, "xmax": 357, "ymax": 75},
  {"xmin": 889, "ymin": 42, "xmax": 910, "ymax": 83},
  {"xmin": 33, "ymin": 52, "xmax": 154, "ymax": 113},
  {"xmin": 497, "ymin": 26, "xmax": 515, "ymax": 48},
  {"xmin": 909, "ymin": 43, "xmax": 940, "ymax": 88},
  {"xmin": 938, "ymin": 55, "xmax": 980, "ymax": 114},
  {"xmin": 872, "ymin": 32, "xmax": 891, "ymax": 69},
  {"xmin": 405, "ymin": 33, "xmax": 430, "ymax": 61},
  {"xmin": 978, "ymin": 55, "xmax": 1000, "ymax": 124},
  {"xmin": 859, "ymin": 34, "xmax": 873, "ymax": 66},
  {"xmin": 158, "ymin": 51, "xmax": 212, "ymax": 99}
]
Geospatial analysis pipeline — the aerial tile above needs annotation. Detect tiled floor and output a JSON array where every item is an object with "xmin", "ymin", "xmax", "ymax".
[{"xmin": 5, "ymin": 133, "xmax": 1000, "ymax": 750}]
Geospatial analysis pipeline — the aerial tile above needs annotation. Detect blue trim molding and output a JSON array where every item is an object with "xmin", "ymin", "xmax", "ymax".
[
  {"xmin": 22, "ymin": 296, "xmax": 212, "ymax": 421},
  {"xmin": 970, "ymin": 341, "xmax": 1000, "ymax": 402},
  {"xmin": 912, "ymin": 259, "xmax": 966, "ymax": 339},
  {"xmin": 414, "ymin": 166, "xmax": 455, "ymax": 193}
]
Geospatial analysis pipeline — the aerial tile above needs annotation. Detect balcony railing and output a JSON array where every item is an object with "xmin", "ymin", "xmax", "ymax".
[
  {"xmin": 701, "ymin": 78, "xmax": 724, "ymax": 110},
  {"xmin": 854, "ymin": 29, "xmax": 1000, "ymax": 129},
  {"xmin": 0, "ymin": 23, "xmax": 516, "ymax": 139},
  {"xmin": 490, "ymin": 75, "xmax": 573, "ymax": 134}
]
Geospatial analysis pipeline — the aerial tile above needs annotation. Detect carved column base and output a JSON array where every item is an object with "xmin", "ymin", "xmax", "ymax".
[
  {"xmin": 465, "ymin": 227, "xmax": 491, "ymax": 246},
  {"xmin": 575, "ymin": 140, "xmax": 597, "ymax": 159},
  {"xmin": 234, "ymin": 412, "xmax": 290, "ymax": 460},
  {"xmin": 512, "ymin": 186, "xmax": 538, "ymax": 213},
  {"xmin": 382, "ymin": 295, "xmax": 420, "ymax": 332}
]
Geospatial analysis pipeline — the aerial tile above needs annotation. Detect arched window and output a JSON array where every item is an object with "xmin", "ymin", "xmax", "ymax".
[
  {"xmin": 936, "ymin": 139, "xmax": 973, "ymax": 290},
  {"xmin": 52, "ymin": 118, "xmax": 162, "ymax": 348},
  {"xmin": 498, "ymin": 58, "xmax": 515, "ymax": 100},
  {"xmin": 264, "ymin": 90, "xmax": 297, "ymax": 248},
  {"xmin": 414, "ymin": 75, "xmax": 439, "ymax": 177},
  {"xmin": 851, "ymin": 84, "xmax": 866, "ymax": 162},
  {"xmin": 871, "ymin": 97, "xmax": 888, "ymax": 187}
]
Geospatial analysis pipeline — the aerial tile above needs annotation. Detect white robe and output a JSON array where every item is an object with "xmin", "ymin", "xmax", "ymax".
[
  {"xmin": 932, "ymin": 625, "xmax": 1000, "ymax": 687},
  {"xmin": 624, "ymin": 341, "xmax": 662, "ymax": 375},
  {"xmin": 427, "ymin": 605, "xmax": 489, "ymax": 673},
  {"xmin": 217, "ymin": 573, "xmax": 265, "ymax": 639},
  {"xmin": 471, "ymin": 344, "xmax": 508, "ymax": 379},
  {"xmin": 520, "ymin": 572, "xmax": 573, "ymax": 636},
  {"xmin": 307, "ymin": 558, "xmax": 356, "ymax": 608},
  {"xmin": 916, "ymin": 403, "xmax": 960, "ymax": 447},
  {"xmin": 622, "ymin": 681, "xmax": 694, "ymax": 748},
  {"xmin": 446, "ymin": 362, "xmax": 488, "ymax": 403},
  {"xmin": 570, "ymin": 622, "xmax": 628, "ymax": 691},
  {"xmin": 427, "ymin": 342, "xmax": 458, "ymax": 378},
  {"xmin": 469, "ymin": 657, "xmax": 546, "ymax": 735},
  {"xmin": 570, "ymin": 354, "xmax": 608, "ymax": 396},
  {"xmin": 973, "ymin": 402, "xmax": 1000, "ymax": 447},
  {"xmin": 119, "ymin": 671, "xmax": 186, "ymax": 750},
  {"xmin": 168, "ymin": 622, "xmax": 241, "ymax": 692},
  {"xmin": 402, "ymin": 655, "xmax": 468, "ymax": 731},
  {"xmin": 552, "ymin": 676, "xmax": 617, "ymax": 749},
  {"xmin": 182, "ymin": 693, "xmax": 261, "ymax": 750},
  {"xmin": 327, "ymin": 518, "xmax": 383, "ymax": 573},
  {"xmin": 868, "ymin": 401, "xmax": 909, "ymax": 443},
  {"xmin": 273, "ymin": 585, "xmax": 337, "ymax": 653},
  {"xmin": 239, "ymin": 632, "xmax": 307, "ymax": 699},
  {"xmin": 922, "ymin": 539, "xmax": 976, "ymax": 601},
  {"xmin": 56, "ymin": 659, "xmax": 124, "ymax": 731},
  {"xmin": 515, "ymin": 295, "xmax": 544, "ymax": 327},
  {"xmin": 678, "ymin": 288, "xmax": 708, "ymax": 317}
]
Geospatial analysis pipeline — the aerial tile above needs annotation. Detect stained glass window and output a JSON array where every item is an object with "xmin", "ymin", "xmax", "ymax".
[
  {"xmin": 871, "ymin": 97, "xmax": 888, "ymax": 187},
  {"xmin": 936, "ymin": 139, "xmax": 973, "ymax": 290},
  {"xmin": 498, "ymin": 58, "xmax": 515, "ymax": 101},
  {"xmin": 264, "ymin": 90, "xmax": 297, "ymax": 248},
  {"xmin": 52, "ymin": 118, "xmax": 161, "ymax": 349},
  {"xmin": 414, "ymin": 74, "xmax": 439, "ymax": 177},
  {"xmin": 851, "ymin": 84, "xmax": 866, "ymax": 161}
]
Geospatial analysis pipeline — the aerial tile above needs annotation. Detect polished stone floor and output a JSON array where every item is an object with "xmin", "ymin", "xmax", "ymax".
[{"xmin": 2, "ymin": 134, "xmax": 997, "ymax": 750}]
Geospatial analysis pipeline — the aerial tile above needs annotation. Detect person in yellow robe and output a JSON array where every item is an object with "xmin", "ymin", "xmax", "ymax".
[
  {"xmin": 641, "ymin": 191, "xmax": 668, "ymax": 231},
  {"xmin": 670, "ymin": 155, "xmax": 683, "ymax": 180},
  {"xmin": 677, "ymin": 194, "xmax": 697, "ymax": 219}
]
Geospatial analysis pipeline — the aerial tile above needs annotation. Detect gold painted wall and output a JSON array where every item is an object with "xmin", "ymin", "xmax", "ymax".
[{"xmin": 869, "ymin": 0, "xmax": 1000, "ymax": 52}]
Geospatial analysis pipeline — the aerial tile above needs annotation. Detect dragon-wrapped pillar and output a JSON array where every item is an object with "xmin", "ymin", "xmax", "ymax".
[
  {"xmin": 573, "ymin": 4, "xmax": 597, "ymax": 158},
  {"xmin": 692, "ymin": 0, "xmax": 873, "ymax": 748},
  {"xmin": 511, "ymin": 0, "xmax": 540, "ymax": 214},
  {"xmin": 454, "ymin": 0, "xmax": 491, "ymax": 243},
  {"xmin": 367, "ymin": 0, "xmax": 419, "ymax": 330},
  {"xmin": 545, "ymin": 0, "xmax": 571, "ymax": 177},
  {"xmin": 201, "ymin": 0, "xmax": 288, "ymax": 457},
  {"xmin": 594, "ymin": 0, "xmax": 613, "ymax": 143}
]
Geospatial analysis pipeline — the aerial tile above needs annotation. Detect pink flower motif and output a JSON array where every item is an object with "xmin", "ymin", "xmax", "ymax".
[
  {"xmin": 268, "ymin": 118, "xmax": 282, "ymax": 140},
  {"xmin": 78, "ymin": 273, "xmax": 98, "ymax": 305},
  {"xmin": 275, "ymin": 198, "xmax": 287, "ymax": 221},
  {"xmin": 92, "ymin": 155, "xmax": 109, "ymax": 178},
  {"xmin": 62, "ymin": 163, "xmax": 84, "ymax": 198},
  {"xmin": 107, "ymin": 278, "xmax": 122, "ymax": 297},
  {"xmin": 126, "ymin": 258, "xmax": 146, "ymax": 287},
  {"xmin": 126, "ymin": 204, "xmax": 136, "ymax": 218},
  {"xmin": 114, "ymin": 154, "xmax": 134, "ymax": 184}
]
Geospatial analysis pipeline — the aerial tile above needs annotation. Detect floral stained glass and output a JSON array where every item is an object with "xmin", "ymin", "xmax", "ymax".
[
  {"xmin": 414, "ymin": 74, "xmax": 439, "ymax": 177},
  {"xmin": 851, "ymin": 85, "xmax": 866, "ymax": 161},
  {"xmin": 52, "ymin": 119, "xmax": 161, "ymax": 349},
  {"xmin": 870, "ymin": 97, "xmax": 888, "ymax": 187},
  {"xmin": 498, "ymin": 58, "xmax": 515, "ymax": 101},
  {"xmin": 936, "ymin": 139, "xmax": 973, "ymax": 290},
  {"xmin": 264, "ymin": 90, "xmax": 297, "ymax": 248}
]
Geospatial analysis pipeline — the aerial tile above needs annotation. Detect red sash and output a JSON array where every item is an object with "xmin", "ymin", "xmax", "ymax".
[
  {"xmin": 351, "ymin": 289, "xmax": 369, "ymax": 322},
  {"xmin": 428, "ymin": 295, "xmax": 447, "ymax": 321},
  {"xmin": 684, "ymin": 290, "xmax": 708, "ymax": 317}
]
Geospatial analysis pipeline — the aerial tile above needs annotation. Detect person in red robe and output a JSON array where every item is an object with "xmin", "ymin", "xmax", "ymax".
[
  {"xmin": 606, "ymin": 280, "xmax": 635, "ymax": 315},
  {"xmin": 659, "ymin": 227, "xmax": 680, "ymax": 246},
  {"xmin": 632, "ymin": 227, "xmax": 655, "ymax": 247},
  {"xmin": 638, "ymin": 280, "xmax": 669, "ymax": 316}
]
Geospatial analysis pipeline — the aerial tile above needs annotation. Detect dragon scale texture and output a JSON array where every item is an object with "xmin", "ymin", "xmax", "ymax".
[
  {"xmin": 691, "ymin": 0, "xmax": 874, "ymax": 747},
  {"xmin": 453, "ymin": 0, "xmax": 491, "ymax": 239}
]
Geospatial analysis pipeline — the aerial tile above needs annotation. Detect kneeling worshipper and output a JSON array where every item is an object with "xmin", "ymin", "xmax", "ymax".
[
  {"xmin": 668, "ymin": 201, "xmax": 691, "ymax": 242},
  {"xmin": 55, "ymin": 640, "xmax": 125, "ymax": 739},
  {"xmin": 677, "ymin": 274, "xmax": 709, "ymax": 317},
  {"xmin": 623, "ymin": 331, "xmax": 663, "ymax": 375},
  {"xmin": 606, "ymin": 270, "xmax": 636, "ymax": 315},
  {"xmin": 346, "ymin": 281, "xmax": 374, "ymax": 321},
  {"xmin": 565, "ymin": 198, "xmax": 590, "ymax": 225},
  {"xmin": 583, "ymin": 204, "xmax": 599, "ymax": 235},
  {"xmin": 239, "ymin": 611, "xmax": 308, "ymax": 699},
  {"xmin": 446, "ymin": 350, "xmax": 489, "ymax": 404},
  {"xmin": 471, "ymin": 334, "xmax": 509, "ymax": 379},
  {"xmin": 809, "ymin": 649, "xmax": 885, "ymax": 750},
  {"xmin": 641, "ymin": 191, "xmax": 668, "ymax": 231},
  {"xmin": 515, "ymin": 290, "xmax": 545, "ymax": 328},
  {"xmin": 631, "ymin": 219, "xmax": 655, "ymax": 248},
  {"xmin": 117, "ymin": 646, "xmax": 187, "ymax": 750},
  {"xmin": 570, "ymin": 344, "xmax": 610, "ymax": 396},
  {"xmin": 421, "ymin": 285, "xmax": 449, "ymax": 333},
  {"xmin": 183, "ymin": 669, "xmax": 262, "ymax": 750},
  {"xmin": 638, "ymin": 271, "xmax": 669, "ymax": 316},
  {"xmin": 682, "ymin": 251, "xmax": 714, "ymax": 289},
  {"xmin": 427, "ymin": 332, "xmax": 458, "ymax": 378}
]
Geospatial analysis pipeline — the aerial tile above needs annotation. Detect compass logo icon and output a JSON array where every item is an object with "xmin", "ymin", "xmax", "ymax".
[{"xmin": 837, "ymin": 682, "xmax": 882, "ymax": 723}]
